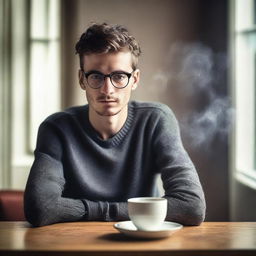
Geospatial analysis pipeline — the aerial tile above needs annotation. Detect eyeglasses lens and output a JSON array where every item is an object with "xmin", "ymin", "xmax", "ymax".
[{"xmin": 87, "ymin": 72, "xmax": 130, "ymax": 89}]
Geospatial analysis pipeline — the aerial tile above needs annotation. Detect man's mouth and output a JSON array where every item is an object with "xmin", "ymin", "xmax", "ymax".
[
  {"xmin": 98, "ymin": 100, "xmax": 116, "ymax": 102},
  {"xmin": 97, "ymin": 97, "xmax": 118, "ymax": 103}
]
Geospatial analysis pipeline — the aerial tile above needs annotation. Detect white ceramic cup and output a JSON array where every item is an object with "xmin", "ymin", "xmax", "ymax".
[{"xmin": 128, "ymin": 197, "xmax": 167, "ymax": 231}]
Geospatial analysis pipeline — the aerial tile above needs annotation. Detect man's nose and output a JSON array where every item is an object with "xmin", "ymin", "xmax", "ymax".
[{"xmin": 100, "ymin": 77, "xmax": 115, "ymax": 94}]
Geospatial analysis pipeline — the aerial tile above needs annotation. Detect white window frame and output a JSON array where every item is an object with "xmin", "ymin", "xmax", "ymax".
[{"xmin": 230, "ymin": 0, "xmax": 256, "ymax": 190}]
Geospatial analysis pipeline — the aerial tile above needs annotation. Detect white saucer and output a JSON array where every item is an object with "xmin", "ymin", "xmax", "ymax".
[{"xmin": 114, "ymin": 221, "xmax": 183, "ymax": 239}]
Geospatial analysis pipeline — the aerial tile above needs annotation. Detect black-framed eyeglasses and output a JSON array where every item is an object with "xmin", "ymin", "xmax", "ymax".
[{"xmin": 83, "ymin": 70, "xmax": 134, "ymax": 89}]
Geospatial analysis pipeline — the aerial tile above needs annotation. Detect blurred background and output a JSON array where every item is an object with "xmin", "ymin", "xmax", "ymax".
[{"xmin": 0, "ymin": 0, "xmax": 256, "ymax": 222}]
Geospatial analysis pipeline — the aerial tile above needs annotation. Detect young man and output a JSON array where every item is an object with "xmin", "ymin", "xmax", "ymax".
[{"xmin": 24, "ymin": 23, "xmax": 206, "ymax": 227}]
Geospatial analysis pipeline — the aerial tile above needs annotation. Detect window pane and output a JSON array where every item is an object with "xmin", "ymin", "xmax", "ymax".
[
  {"xmin": 31, "ymin": 0, "xmax": 49, "ymax": 38},
  {"xmin": 29, "ymin": 0, "xmax": 60, "ymax": 151},
  {"xmin": 48, "ymin": 0, "xmax": 60, "ymax": 38},
  {"xmin": 235, "ymin": 0, "xmax": 255, "ymax": 30},
  {"xmin": 235, "ymin": 34, "xmax": 256, "ymax": 171}
]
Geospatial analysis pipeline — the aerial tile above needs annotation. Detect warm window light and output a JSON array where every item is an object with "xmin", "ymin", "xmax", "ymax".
[
  {"xmin": 233, "ymin": 0, "xmax": 256, "ymax": 188},
  {"xmin": 29, "ymin": 0, "xmax": 61, "ymax": 151}
]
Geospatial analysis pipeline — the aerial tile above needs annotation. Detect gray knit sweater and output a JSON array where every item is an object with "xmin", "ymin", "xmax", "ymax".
[{"xmin": 24, "ymin": 101, "xmax": 206, "ymax": 227}]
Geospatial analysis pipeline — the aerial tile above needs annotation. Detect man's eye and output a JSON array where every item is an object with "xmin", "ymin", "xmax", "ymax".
[
  {"xmin": 90, "ymin": 74, "xmax": 102, "ymax": 80},
  {"xmin": 112, "ymin": 73, "xmax": 126, "ymax": 81}
]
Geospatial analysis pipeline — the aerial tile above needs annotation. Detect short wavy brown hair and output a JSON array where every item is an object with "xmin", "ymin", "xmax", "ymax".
[{"xmin": 75, "ymin": 23, "xmax": 141, "ymax": 70}]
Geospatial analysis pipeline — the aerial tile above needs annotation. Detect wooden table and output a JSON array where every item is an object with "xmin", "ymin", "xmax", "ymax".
[{"xmin": 0, "ymin": 222, "xmax": 256, "ymax": 256}]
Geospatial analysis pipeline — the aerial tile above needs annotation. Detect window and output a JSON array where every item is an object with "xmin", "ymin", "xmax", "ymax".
[
  {"xmin": 232, "ymin": 0, "xmax": 256, "ymax": 188},
  {"xmin": 0, "ymin": 0, "xmax": 61, "ymax": 189},
  {"xmin": 29, "ymin": 0, "xmax": 61, "ymax": 151}
]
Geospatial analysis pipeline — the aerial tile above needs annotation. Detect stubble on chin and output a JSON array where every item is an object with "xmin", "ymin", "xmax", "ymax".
[{"xmin": 95, "ymin": 106, "xmax": 122, "ymax": 117}]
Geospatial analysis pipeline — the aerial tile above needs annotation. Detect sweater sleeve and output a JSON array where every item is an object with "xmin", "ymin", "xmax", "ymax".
[
  {"xmin": 24, "ymin": 121, "xmax": 87, "ymax": 227},
  {"xmin": 153, "ymin": 106, "xmax": 206, "ymax": 226},
  {"xmin": 81, "ymin": 199, "xmax": 129, "ymax": 221}
]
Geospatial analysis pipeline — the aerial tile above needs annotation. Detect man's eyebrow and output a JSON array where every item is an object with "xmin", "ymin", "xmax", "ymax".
[
  {"xmin": 85, "ymin": 69, "xmax": 130, "ymax": 74},
  {"xmin": 84, "ymin": 70, "xmax": 103, "ymax": 74},
  {"xmin": 112, "ymin": 70, "xmax": 130, "ymax": 73}
]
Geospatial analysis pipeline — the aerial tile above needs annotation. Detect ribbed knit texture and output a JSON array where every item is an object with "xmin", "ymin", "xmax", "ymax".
[{"xmin": 24, "ymin": 101, "xmax": 206, "ymax": 227}]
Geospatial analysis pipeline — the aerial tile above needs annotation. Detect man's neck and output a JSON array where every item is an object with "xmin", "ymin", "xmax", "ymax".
[{"xmin": 89, "ymin": 106, "xmax": 128, "ymax": 140}]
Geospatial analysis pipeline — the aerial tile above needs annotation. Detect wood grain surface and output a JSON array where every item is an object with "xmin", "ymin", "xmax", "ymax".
[{"xmin": 0, "ymin": 221, "xmax": 256, "ymax": 256}]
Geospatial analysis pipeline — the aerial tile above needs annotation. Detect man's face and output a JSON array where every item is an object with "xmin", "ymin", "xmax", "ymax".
[{"xmin": 79, "ymin": 51, "xmax": 140, "ymax": 117}]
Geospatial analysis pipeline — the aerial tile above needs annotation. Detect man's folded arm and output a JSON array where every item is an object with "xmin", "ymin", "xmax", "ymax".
[
  {"xmin": 24, "ymin": 152, "xmax": 85, "ymax": 227},
  {"xmin": 153, "ymin": 106, "xmax": 206, "ymax": 226},
  {"xmin": 24, "ymin": 152, "xmax": 129, "ymax": 227},
  {"xmin": 161, "ymin": 164, "xmax": 206, "ymax": 226}
]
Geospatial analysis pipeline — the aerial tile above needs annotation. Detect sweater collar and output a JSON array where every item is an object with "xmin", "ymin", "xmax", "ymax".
[{"xmin": 84, "ymin": 102, "xmax": 135, "ymax": 147}]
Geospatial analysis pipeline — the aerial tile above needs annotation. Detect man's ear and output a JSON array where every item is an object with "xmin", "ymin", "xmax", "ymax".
[
  {"xmin": 78, "ymin": 69, "xmax": 86, "ymax": 90},
  {"xmin": 131, "ymin": 69, "xmax": 140, "ymax": 91}
]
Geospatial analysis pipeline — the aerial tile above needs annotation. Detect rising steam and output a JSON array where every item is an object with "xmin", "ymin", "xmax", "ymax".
[{"xmin": 153, "ymin": 42, "xmax": 234, "ymax": 149}]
